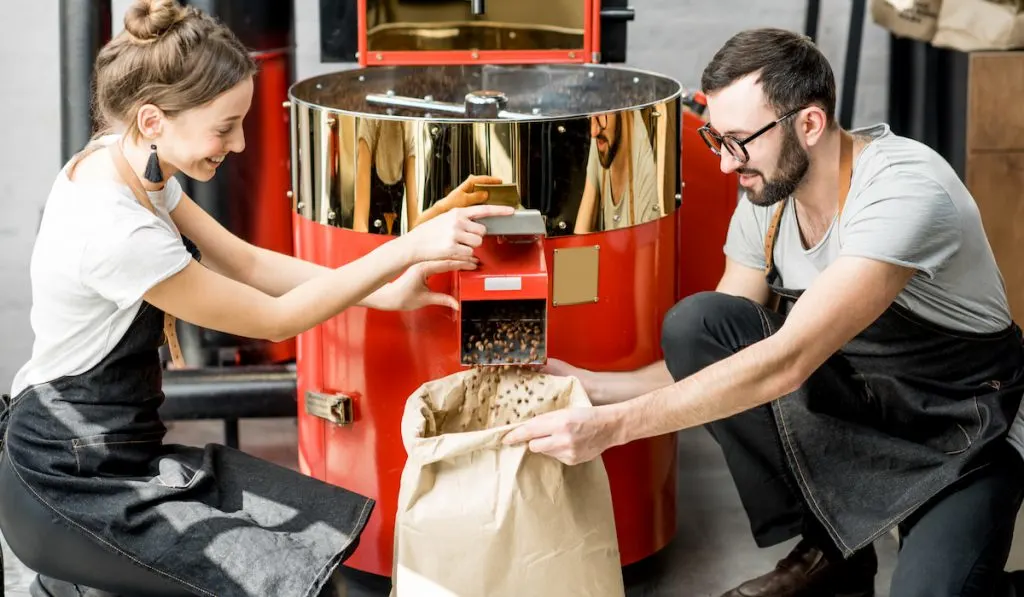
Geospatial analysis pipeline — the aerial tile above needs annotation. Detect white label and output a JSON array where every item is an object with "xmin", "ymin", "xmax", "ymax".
[{"xmin": 484, "ymin": 276, "xmax": 523, "ymax": 291}]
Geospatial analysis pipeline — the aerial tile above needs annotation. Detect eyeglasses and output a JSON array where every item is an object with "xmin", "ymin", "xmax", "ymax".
[{"xmin": 698, "ymin": 107, "xmax": 803, "ymax": 165}]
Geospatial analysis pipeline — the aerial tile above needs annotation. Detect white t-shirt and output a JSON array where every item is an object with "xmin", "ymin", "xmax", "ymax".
[{"xmin": 10, "ymin": 150, "xmax": 192, "ymax": 397}]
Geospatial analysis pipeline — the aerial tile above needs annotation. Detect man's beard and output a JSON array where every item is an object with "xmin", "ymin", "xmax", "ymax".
[
  {"xmin": 597, "ymin": 127, "xmax": 621, "ymax": 169},
  {"xmin": 738, "ymin": 124, "xmax": 809, "ymax": 207}
]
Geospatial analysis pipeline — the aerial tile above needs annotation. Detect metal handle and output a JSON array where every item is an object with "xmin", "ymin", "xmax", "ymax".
[
  {"xmin": 305, "ymin": 391, "xmax": 354, "ymax": 426},
  {"xmin": 365, "ymin": 93, "xmax": 540, "ymax": 121}
]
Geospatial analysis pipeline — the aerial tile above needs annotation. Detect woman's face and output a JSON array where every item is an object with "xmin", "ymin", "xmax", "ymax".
[{"xmin": 154, "ymin": 76, "xmax": 254, "ymax": 182}]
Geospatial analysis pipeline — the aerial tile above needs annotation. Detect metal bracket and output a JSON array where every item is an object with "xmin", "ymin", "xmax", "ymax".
[{"xmin": 305, "ymin": 391, "xmax": 354, "ymax": 426}]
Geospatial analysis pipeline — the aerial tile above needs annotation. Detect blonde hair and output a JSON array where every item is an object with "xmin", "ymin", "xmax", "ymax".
[{"xmin": 91, "ymin": 0, "xmax": 257, "ymax": 141}]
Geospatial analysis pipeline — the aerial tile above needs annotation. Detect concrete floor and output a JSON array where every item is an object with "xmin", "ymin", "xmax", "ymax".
[{"xmin": 6, "ymin": 417, "xmax": 1024, "ymax": 597}]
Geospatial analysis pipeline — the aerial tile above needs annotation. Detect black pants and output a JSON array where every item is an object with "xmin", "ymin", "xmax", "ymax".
[{"xmin": 661, "ymin": 291, "xmax": 1024, "ymax": 597}]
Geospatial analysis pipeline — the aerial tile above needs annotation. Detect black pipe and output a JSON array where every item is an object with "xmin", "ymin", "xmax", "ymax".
[
  {"xmin": 59, "ymin": 0, "xmax": 112, "ymax": 165},
  {"xmin": 839, "ymin": 0, "xmax": 867, "ymax": 129},
  {"xmin": 804, "ymin": 0, "xmax": 821, "ymax": 42}
]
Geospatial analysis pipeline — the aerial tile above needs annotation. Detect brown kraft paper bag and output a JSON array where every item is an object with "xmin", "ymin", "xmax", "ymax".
[
  {"xmin": 871, "ymin": 0, "xmax": 944, "ymax": 41},
  {"xmin": 390, "ymin": 367, "xmax": 625, "ymax": 597},
  {"xmin": 932, "ymin": 0, "xmax": 1024, "ymax": 50}
]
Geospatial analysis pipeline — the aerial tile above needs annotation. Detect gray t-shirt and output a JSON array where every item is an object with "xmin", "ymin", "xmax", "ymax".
[{"xmin": 723, "ymin": 123, "xmax": 1010, "ymax": 334}]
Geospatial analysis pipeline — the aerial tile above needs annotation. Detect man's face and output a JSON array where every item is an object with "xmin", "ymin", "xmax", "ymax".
[
  {"xmin": 704, "ymin": 74, "xmax": 809, "ymax": 207},
  {"xmin": 590, "ymin": 112, "xmax": 621, "ymax": 169}
]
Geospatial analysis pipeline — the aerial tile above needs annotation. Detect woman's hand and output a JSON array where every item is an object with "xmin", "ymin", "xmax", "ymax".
[
  {"xmin": 411, "ymin": 174, "xmax": 504, "ymax": 228},
  {"xmin": 378, "ymin": 260, "xmax": 475, "ymax": 311},
  {"xmin": 401, "ymin": 203, "xmax": 515, "ymax": 265},
  {"xmin": 443, "ymin": 174, "xmax": 504, "ymax": 208}
]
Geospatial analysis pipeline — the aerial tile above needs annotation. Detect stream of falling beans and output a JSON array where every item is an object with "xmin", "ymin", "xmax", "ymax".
[{"xmin": 426, "ymin": 366, "xmax": 560, "ymax": 436}]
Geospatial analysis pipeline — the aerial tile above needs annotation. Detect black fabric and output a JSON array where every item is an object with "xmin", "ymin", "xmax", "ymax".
[{"xmin": 0, "ymin": 456, "xmax": 195, "ymax": 596}]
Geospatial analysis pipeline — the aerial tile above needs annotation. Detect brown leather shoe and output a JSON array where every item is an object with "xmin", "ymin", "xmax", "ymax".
[{"xmin": 720, "ymin": 539, "xmax": 876, "ymax": 597}]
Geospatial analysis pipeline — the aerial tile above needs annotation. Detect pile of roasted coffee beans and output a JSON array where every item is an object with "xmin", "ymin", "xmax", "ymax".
[
  {"xmin": 460, "ymin": 300, "xmax": 546, "ymax": 366},
  {"xmin": 462, "ymin": 301, "xmax": 548, "ymax": 366}
]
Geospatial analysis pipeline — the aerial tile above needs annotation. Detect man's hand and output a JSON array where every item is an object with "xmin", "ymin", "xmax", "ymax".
[
  {"xmin": 501, "ymin": 405, "xmax": 625, "ymax": 465},
  {"xmin": 378, "ymin": 259, "xmax": 475, "ymax": 311}
]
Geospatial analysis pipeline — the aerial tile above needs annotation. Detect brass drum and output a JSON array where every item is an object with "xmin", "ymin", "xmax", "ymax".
[{"xmin": 288, "ymin": 64, "xmax": 682, "ymax": 237}]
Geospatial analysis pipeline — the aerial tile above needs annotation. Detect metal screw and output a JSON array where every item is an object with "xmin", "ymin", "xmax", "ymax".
[
  {"xmin": 327, "ymin": 116, "xmax": 337, "ymax": 127},
  {"xmin": 358, "ymin": 75, "xmax": 365, "ymax": 82},
  {"xmin": 430, "ymin": 127, "xmax": 439, "ymax": 136},
  {"xmin": 286, "ymin": 190, "xmax": 294, "ymax": 199},
  {"xmin": 328, "ymin": 210, "xmax": 337, "ymax": 221},
  {"xmin": 471, "ymin": 51, "xmax": 480, "ymax": 59},
  {"xmin": 558, "ymin": 221, "xmax": 567, "ymax": 230},
  {"xmin": 557, "ymin": 125, "xmax": 566, "ymax": 133},
  {"xmin": 588, "ymin": 71, "xmax": 595, "ymax": 78},
  {"xmin": 568, "ymin": 51, "xmax": 576, "ymax": 59},
  {"xmin": 633, "ymin": 77, "xmax": 640, "ymax": 84},
  {"xmin": 376, "ymin": 53, "xmax": 383, "ymax": 61},
  {"xmin": 297, "ymin": 201, "xmax": 305, "ymax": 210},
  {"xmin": 424, "ymin": 95, "xmax": 434, "ymax": 101},
  {"xmin": 282, "ymin": 100, "xmax": 291, "ymax": 109}
]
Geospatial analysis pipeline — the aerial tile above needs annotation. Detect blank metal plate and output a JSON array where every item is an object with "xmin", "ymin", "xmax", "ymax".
[{"xmin": 552, "ymin": 245, "xmax": 599, "ymax": 306}]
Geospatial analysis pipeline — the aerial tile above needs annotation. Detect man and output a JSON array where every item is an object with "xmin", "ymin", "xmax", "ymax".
[
  {"xmin": 574, "ymin": 109, "xmax": 662, "ymax": 233},
  {"xmin": 505, "ymin": 28, "xmax": 1024, "ymax": 597}
]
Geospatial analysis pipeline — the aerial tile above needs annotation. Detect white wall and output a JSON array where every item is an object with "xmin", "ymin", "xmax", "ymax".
[{"xmin": 0, "ymin": 0, "xmax": 889, "ymax": 391}]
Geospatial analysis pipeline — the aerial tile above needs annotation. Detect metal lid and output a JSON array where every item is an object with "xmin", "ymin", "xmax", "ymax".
[{"xmin": 288, "ymin": 64, "xmax": 682, "ymax": 122}]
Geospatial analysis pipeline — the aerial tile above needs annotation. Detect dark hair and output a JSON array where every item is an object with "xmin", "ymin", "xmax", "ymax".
[{"xmin": 700, "ymin": 28, "xmax": 837, "ymax": 125}]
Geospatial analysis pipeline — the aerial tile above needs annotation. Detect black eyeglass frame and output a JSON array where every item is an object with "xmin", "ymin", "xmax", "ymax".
[{"xmin": 697, "ymin": 107, "xmax": 804, "ymax": 164}]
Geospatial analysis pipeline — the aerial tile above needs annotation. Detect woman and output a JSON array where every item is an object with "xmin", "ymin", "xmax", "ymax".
[{"xmin": 0, "ymin": 1, "xmax": 511, "ymax": 596}]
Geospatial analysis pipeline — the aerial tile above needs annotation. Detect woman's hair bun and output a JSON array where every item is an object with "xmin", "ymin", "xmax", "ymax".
[{"xmin": 124, "ymin": 0, "xmax": 188, "ymax": 42}]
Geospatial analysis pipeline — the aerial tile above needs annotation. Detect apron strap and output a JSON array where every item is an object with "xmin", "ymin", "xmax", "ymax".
[
  {"xmin": 108, "ymin": 143, "xmax": 187, "ymax": 370},
  {"xmin": 763, "ymin": 129, "xmax": 855, "ymax": 280}
]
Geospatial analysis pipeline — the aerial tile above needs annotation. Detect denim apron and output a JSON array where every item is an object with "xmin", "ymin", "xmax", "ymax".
[
  {"xmin": 0, "ymin": 147, "xmax": 374, "ymax": 596},
  {"xmin": 760, "ymin": 133, "xmax": 1024, "ymax": 557}
]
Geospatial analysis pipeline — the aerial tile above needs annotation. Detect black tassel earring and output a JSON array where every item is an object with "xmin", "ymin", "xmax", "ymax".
[{"xmin": 144, "ymin": 144, "xmax": 164, "ymax": 183}]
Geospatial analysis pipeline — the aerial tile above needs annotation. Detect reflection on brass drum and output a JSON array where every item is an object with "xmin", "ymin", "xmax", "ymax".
[{"xmin": 288, "ymin": 64, "xmax": 681, "ymax": 237}]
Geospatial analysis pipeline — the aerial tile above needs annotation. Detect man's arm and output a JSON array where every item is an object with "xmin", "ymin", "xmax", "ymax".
[
  {"xmin": 614, "ymin": 256, "xmax": 914, "ymax": 444},
  {"xmin": 565, "ymin": 256, "xmax": 770, "ymax": 405}
]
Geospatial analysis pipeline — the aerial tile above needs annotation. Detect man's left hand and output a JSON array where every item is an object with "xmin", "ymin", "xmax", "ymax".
[{"xmin": 502, "ymin": 406, "xmax": 625, "ymax": 465}]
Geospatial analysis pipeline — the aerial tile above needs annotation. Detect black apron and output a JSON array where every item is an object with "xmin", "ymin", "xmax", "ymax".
[
  {"xmin": 367, "ymin": 164, "xmax": 405, "ymax": 236},
  {"xmin": 0, "ymin": 149, "xmax": 374, "ymax": 596},
  {"xmin": 761, "ymin": 132, "xmax": 1024, "ymax": 557}
]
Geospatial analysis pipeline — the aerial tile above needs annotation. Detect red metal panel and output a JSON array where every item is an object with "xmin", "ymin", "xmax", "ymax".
[
  {"xmin": 676, "ymin": 109, "xmax": 739, "ymax": 299},
  {"xmin": 295, "ymin": 214, "xmax": 679, "ymax": 575},
  {"xmin": 293, "ymin": 211, "xmax": 326, "ymax": 479},
  {"xmin": 356, "ymin": 0, "xmax": 596, "ymax": 67}
]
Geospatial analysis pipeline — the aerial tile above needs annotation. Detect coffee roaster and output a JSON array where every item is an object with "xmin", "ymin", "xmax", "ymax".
[{"xmin": 287, "ymin": 0, "xmax": 699, "ymax": 576}]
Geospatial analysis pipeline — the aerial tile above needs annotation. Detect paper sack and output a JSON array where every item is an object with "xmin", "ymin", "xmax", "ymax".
[{"xmin": 390, "ymin": 368, "xmax": 625, "ymax": 597}]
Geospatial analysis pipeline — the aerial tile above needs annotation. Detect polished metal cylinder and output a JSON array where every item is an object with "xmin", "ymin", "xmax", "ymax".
[{"xmin": 288, "ymin": 64, "xmax": 682, "ymax": 237}]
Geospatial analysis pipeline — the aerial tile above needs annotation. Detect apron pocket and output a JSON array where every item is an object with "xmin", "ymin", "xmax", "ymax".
[
  {"xmin": 71, "ymin": 431, "xmax": 166, "ymax": 478},
  {"xmin": 859, "ymin": 373, "xmax": 980, "ymax": 455}
]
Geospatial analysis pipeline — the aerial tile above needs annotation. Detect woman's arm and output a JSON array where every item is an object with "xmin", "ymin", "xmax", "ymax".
[
  {"xmin": 150, "ymin": 202, "xmax": 513, "ymax": 341},
  {"xmin": 144, "ymin": 239, "xmax": 412, "ymax": 343},
  {"xmin": 171, "ymin": 192, "xmax": 402, "ymax": 309},
  {"xmin": 354, "ymin": 139, "xmax": 371, "ymax": 233}
]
